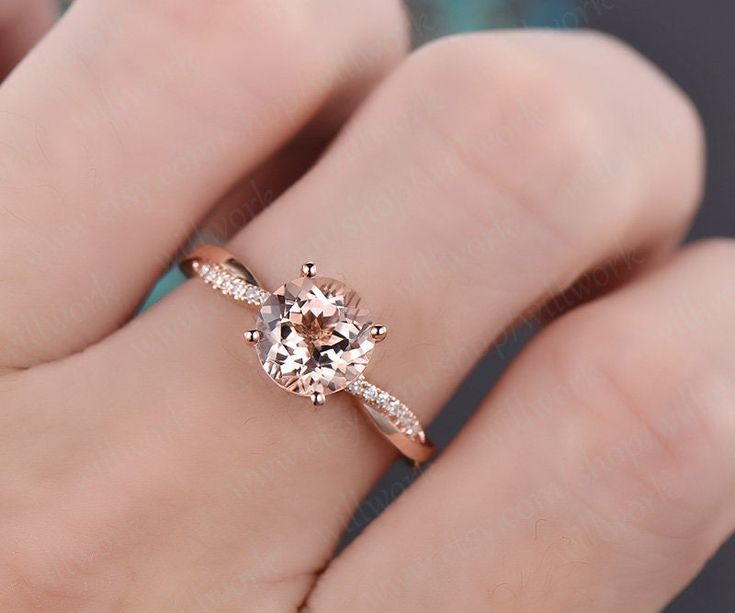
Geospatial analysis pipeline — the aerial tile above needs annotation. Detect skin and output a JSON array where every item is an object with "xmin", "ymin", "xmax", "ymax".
[
  {"xmin": 0, "ymin": 0, "xmax": 56, "ymax": 79},
  {"xmin": 0, "ymin": 1, "xmax": 732, "ymax": 611}
]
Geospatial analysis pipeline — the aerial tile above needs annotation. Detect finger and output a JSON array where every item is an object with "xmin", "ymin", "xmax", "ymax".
[
  {"xmin": 307, "ymin": 240, "xmax": 735, "ymax": 612},
  {"xmin": 197, "ymin": 114, "xmax": 345, "ymax": 244},
  {"xmin": 161, "ymin": 30, "xmax": 701, "ymax": 527},
  {"xmin": 199, "ymin": 35, "xmax": 401, "ymax": 244},
  {"xmin": 10, "ymin": 31, "xmax": 703, "ymax": 608},
  {"xmin": 0, "ymin": 0, "xmax": 408, "ymax": 369},
  {"xmin": 0, "ymin": 0, "xmax": 56, "ymax": 79}
]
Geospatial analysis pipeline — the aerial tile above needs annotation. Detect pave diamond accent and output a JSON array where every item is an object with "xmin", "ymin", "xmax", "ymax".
[
  {"xmin": 346, "ymin": 375, "xmax": 424, "ymax": 441},
  {"xmin": 193, "ymin": 261, "xmax": 269, "ymax": 306}
]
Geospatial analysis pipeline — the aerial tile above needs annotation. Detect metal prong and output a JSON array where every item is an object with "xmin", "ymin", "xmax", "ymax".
[
  {"xmin": 301, "ymin": 262, "xmax": 317, "ymax": 278},
  {"xmin": 370, "ymin": 324, "xmax": 387, "ymax": 342},
  {"xmin": 310, "ymin": 391, "xmax": 326, "ymax": 406},
  {"xmin": 244, "ymin": 329, "xmax": 261, "ymax": 344}
]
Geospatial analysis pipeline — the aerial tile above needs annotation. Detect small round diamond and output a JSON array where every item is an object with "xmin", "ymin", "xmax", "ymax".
[
  {"xmin": 232, "ymin": 282, "xmax": 246, "ymax": 300},
  {"xmin": 255, "ymin": 275, "xmax": 374, "ymax": 397},
  {"xmin": 377, "ymin": 392, "xmax": 390, "ymax": 408},
  {"xmin": 363, "ymin": 385, "xmax": 378, "ymax": 401},
  {"xmin": 204, "ymin": 268, "xmax": 218, "ymax": 283}
]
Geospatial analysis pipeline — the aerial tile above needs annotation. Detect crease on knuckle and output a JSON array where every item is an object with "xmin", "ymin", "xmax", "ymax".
[
  {"xmin": 582, "ymin": 30, "xmax": 706, "ymax": 227},
  {"xmin": 0, "ymin": 530, "xmax": 123, "ymax": 611},
  {"xmin": 403, "ymin": 34, "xmax": 616, "ymax": 250},
  {"xmin": 551, "ymin": 297, "xmax": 733, "ymax": 567}
]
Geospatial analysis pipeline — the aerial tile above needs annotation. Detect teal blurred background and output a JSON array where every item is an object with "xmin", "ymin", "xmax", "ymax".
[{"xmin": 402, "ymin": 0, "xmax": 577, "ymax": 39}]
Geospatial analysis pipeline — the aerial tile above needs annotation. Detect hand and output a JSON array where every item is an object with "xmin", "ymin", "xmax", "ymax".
[{"xmin": 1, "ymin": 1, "xmax": 730, "ymax": 611}]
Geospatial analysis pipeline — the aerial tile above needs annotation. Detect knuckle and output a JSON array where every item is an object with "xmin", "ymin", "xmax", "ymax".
[
  {"xmin": 141, "ymin": 0, "xmax": 409, "ymax": 82},
  {"xmin": 145, "ymin": 0, "xmax": 408, "ymax": 53},
  {"xmin": 541, "ymin": 255, "xmax": 735, "ymax": 561},
  {"xmin": 405, "ymin": 32, "xmax": 592, "ymax": 139},
  {"xmin": 574, "ymin": 31, "xmax": 706, "ymax": 221},
  {"xmin": 125, "ymin": 0, "xmax": 409, "ymax": 134},
  {"xmin": 327, "ymin": 0, "xmax": 410, "ymax": 86},
  {"xmin": 398, "ymin": 31, "xmax": 704, "ymax": 249},
  {"xmin": 140, "ymin": 0, "xmax": 410, "ymax": 130},
  {"xmin": 1, "ymin": 528, "xmax": 108, "ymax": 610},
  {"xmin": 142, "ymin": 0, "xmax": 305, "ymax": 39},
  {"xmin": 126, "ymin": 1, "xmax": 328, "ymax": 102},
  {"xmin": 400, "ymin": 33, "xmax": 619, "ymax": 246},
  {"xmin": 361, "ymin": 0, "xmax": 411, "ymax": 57},
  {"xmin": 580, "ymin": 30, "xmax": 704, "ymax": 137}
]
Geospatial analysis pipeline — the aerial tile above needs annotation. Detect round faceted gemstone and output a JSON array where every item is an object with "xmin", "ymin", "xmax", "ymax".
[{"xmin": 255, "ymin": 275, "xmax": 374, "ymax": 397}]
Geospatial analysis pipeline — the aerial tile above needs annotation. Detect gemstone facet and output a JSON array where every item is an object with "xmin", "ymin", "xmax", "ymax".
[{"xmin": 255, "ymin": 275, "xmax": 374, "ymax": 397}]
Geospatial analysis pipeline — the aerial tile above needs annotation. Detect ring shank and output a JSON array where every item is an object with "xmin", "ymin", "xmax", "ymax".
[
  {"xmin": 345, "ymin": 375, "xmax": 435, "ymax": 465},
  {"xmin": 181, "ymin": 244, "xmax": 262, "ymax": 288},
  {"xmin": 359, "ymin": 401, "xmax": 435, "ymax": 464}
]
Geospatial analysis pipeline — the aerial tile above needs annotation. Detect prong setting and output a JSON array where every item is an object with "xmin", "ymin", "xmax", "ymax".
[
  {"xmin": 244, "ymin": 329, "xmax": 261, "ymax": 344},
  {"xmin": 310, "ymin": 391, "xmax": 326, "ymax": 406},
  {"xmin": 370, "ymin": 324, "xmax": 387, "ymax": 342},
  {"xmin": 301, "ymin": 261, "xmax": 317, "ymax": 278}
]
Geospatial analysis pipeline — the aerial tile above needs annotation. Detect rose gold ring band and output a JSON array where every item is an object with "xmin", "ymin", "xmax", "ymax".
[{"xmin": 180, "ymin": 245, "xmax": 435, "ymax": 465}]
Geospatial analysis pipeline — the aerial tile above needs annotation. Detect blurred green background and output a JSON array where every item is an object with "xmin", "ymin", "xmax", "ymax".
[{"xmin": 406, "ymin": 0, "xmax": 576, "ymax": 40}]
